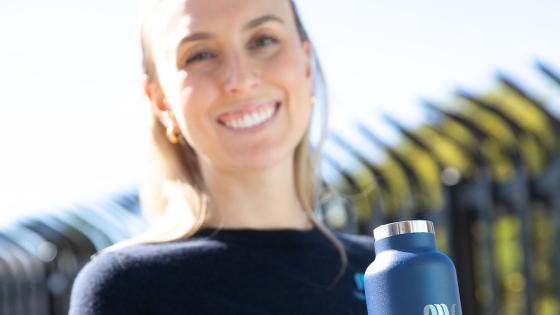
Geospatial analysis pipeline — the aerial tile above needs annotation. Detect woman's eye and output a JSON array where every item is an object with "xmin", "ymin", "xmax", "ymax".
[
  {"xmin": 185, "ymin": 51, "xmax": 214, "ymax": 65},
  {"xmin": 250, "ymin": 35, "xmax": 278, "ymax": 49}
]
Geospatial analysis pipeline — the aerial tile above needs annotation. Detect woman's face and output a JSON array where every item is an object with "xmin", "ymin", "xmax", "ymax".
[{"xmin": 146, "ymin": 0, "xmax": 313, "ymax": 173}]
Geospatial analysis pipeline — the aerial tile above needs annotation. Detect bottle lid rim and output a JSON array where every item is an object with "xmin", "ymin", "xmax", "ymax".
[{"xmin": 373, "ymin": 220, "xmax": 435, "ymax": 241}]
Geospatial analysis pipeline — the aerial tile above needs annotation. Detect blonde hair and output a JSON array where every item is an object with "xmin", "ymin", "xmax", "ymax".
[{"xmin": 112, "ymin": 0, "xmax": 348, "ymax": 287}]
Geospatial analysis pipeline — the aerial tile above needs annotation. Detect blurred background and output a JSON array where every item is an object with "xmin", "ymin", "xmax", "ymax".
[{"xmin": 1, "ymin": 0, "xmax": 560, "ymax": 314}]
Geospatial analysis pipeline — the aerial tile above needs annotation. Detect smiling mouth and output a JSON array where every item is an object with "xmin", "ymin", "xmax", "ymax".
[{"xmin": 217, "ymin": 101, "xmax": 281, "ymax": 130}]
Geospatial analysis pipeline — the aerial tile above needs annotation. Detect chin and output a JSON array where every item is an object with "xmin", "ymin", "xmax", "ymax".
[{"xmin": 230, "ymin": 149, "xmax": 294, "ymax": 172}]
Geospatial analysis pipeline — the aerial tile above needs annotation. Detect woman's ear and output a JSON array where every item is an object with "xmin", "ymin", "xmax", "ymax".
[{"xmin": 144, "ymin": 77, "xmax": 175, "ymax": 128}]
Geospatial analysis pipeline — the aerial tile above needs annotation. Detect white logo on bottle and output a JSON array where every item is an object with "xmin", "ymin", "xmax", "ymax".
[{"xmin": 423, "ymin": 304, "xmax": 456, "ymax": 315}]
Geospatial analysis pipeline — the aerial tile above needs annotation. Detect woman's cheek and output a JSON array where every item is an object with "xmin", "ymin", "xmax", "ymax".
[
  {"xmin": 271, "ymin": 50, "xmax": 307, "ymax": 80},
  {"xmin": 180, "ymin": 77, "xmax": 215, "ymax": 109}
]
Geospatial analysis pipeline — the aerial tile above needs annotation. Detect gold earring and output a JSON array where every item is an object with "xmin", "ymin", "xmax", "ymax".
[
  {"xmin": 311, "ymin": 96, "xmax": 316, "ymax": 107},
  {"xmin": 166, "ymin": 126, "xmax": 181, "ymax": 144}
]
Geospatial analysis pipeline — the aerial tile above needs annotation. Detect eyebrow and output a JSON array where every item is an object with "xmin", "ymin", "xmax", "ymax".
[
  {"xmin": 243, "ymin": 14, "xmax": 284, "ymax": 31},
  {"xmin": 176, "ymin": 14, "xmax": 285, "ymax": 47}
]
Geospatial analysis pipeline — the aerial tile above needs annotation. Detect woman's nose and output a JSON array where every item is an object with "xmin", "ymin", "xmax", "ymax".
[{"xmin": 223, "ymin": 52, "xmax": 260, "ymax": 94}]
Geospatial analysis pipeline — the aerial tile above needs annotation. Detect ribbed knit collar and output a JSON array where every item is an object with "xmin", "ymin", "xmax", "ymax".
[{"xmin": 192, "ymin": 226, "xmax": 327, "ymax": 247}]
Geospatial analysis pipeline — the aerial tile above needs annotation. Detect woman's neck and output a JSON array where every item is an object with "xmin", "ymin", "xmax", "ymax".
[{"xmin": 199, "ymin": 157, "xmax": 313, "ymax": 230}]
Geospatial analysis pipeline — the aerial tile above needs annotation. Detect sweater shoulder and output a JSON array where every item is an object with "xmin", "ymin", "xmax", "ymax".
[
  {"xmin": 69, "ymin": 237, "xmax": 225, "ymax": 314},
  {"xmin": 334, "ymin": 232, "xmax": 376, "ymax": 267},
  {"xmin": 335, "ymin": 231, "xmax": 375, "ymax": 253},
  {"xmin": 69, "ymin": 249, "xmax": 144, "ymax": 315}
]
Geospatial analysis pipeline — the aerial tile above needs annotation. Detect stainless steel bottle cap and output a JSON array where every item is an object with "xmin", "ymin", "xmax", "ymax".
[{"xmin": 373, "ymin": 220, "xmax": 435, "ymax": 241}]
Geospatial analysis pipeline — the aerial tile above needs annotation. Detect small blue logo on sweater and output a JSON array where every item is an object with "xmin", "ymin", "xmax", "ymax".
[{"xmin": 353, "ymin": 273, "xmax": 365, "ymax": 300}]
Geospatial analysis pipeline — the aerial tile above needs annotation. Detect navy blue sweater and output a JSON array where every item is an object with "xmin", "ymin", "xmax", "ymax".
[{"xmin": 69, "ymin": 227, "xmax": 375, "ymax": 315}]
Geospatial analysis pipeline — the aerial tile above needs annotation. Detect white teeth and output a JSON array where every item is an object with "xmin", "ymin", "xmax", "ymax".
[
  {"xmin": 223, "ymin": 104, "xmax": 277, "ymax": 130},
  {"xmin": 243, "ymin": 115, "xmax": 253, "ymax": 126},
  {"xmin": 252, "ymin": 112, "xmax": 260, "ymax": 124}
]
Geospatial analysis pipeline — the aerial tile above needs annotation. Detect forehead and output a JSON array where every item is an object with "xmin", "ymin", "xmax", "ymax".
[
  {"xmin": 146, "ymin": 0, "xmax": 295, "ymax": 48},
  {"xmin": 171, "ymin": 0, "xmax": 291, "ymax": 21}
]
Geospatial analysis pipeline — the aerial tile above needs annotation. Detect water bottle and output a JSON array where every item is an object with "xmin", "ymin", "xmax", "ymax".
[{"xmin": 364, "ymin": 220, "xmax": 463, "ymax": 315}]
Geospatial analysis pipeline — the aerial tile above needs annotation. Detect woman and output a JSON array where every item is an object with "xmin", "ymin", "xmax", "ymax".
[{"xmin": 69, "ymin": 0, "xmax": 375, "ymax": 314}]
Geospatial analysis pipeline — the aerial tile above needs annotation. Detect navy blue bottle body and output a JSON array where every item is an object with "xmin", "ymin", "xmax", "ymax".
[{"xmin": 365, "ymin": 232, "xmax": 462, "ymax": 315}]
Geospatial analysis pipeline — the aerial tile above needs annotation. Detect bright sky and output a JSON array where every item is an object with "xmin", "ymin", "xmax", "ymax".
[{"xmin": 1, "ymin": 0, "xmax": 559, "ymax": 221}]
